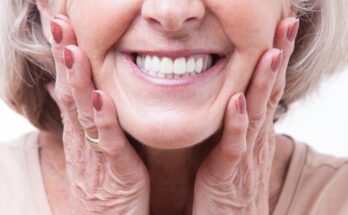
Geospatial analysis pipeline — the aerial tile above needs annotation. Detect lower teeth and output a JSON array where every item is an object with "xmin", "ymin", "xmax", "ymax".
[
  {"xmin": 143, "ymin": 69, "xmax": 211, "ymax": 78},
  {"xmin": 142, "ymin": 71, "xmax": 196, "ymax": 78}
]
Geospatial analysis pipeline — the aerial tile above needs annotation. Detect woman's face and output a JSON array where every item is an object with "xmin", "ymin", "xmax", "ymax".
[{"xmin": 54, "ymin": 0, "xmax": 288, "ymax": 149}]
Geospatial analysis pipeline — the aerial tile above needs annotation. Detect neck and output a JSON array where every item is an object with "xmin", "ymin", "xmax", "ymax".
[{"xmin": 127, "ymin": 130, "xmax": 221, "ymax": 214}]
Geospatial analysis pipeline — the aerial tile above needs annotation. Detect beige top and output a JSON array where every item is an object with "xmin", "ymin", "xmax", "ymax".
[{"xmin": 1, "ymin": 132, "xmax": 348, "ymax": 215}]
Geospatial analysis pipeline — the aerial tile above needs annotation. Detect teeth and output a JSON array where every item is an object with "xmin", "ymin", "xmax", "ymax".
[
  {"xmin": 186, "ymin": 57, "xmax": 195, "ymax": 73},
  {"xmin": 150, "ymin": 56, "xmax": 161, "ymax": 73},
  {"xmin": 136, "ymin": 54, "xmax": 215, "ymax": 78},
  {"xmin": 195, "ymin": 57, "xmax": 203, "ymax": 73},
  {"xmin": 160, "ymin": 57, "xmax": 173, "ymax": 74},
  {"xmin": 136, "ymin": 55, "xmax": 144, "ymax": 69},
  {"xmin": 173, "ymin": 57, "xmax": 186, "ymax": 75},
  {"xmin": 144, "ymin": 56, "xmax": 152, "ymax": 71}
]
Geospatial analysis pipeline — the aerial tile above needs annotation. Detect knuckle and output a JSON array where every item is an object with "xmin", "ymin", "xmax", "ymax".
[
  {"xmin": 95, "ymin": 117, "xmax": 114, "ymax": 131},
  {"xmin": 267, "ymin": 100, "xmax": 279, "ymax": 112},
  {"xmin": 254, "ymin": 76, "xmax": 272, "ymax": 93},
  {"xmin": 77, "ymin": 112, "xmax": 96, "ymax": 129},
  {"xmin": 269, "ymin": 86, "xmax": 285, "ymax": 108},
  {"xmin": 248, "ymin": 112, "xmax": 266, "ymax": 131},
  {"xmin": 56, "ymin": 90, "xmax": 75, "ymax": 109}
]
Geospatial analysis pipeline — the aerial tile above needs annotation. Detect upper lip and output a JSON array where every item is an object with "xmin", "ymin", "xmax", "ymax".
[{"xmin": 120, "ymin": 49, "xmax": 227, "ymax": 58}]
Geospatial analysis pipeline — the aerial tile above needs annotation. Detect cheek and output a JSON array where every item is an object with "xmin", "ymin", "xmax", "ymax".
[
  {"xmin": 207, "ymin": 0, "xmax": 281, "ymax": 91},
  {"xmin": 65, "ymin": 0, "xmax": 281, "ymax": 94},
  {"xmin": 207, "ymin": 0, "xmax": 280, "ymax": 52},
  {"xmin": 67, "ymin": 0, "xmax": 142, "ymax": 66}
]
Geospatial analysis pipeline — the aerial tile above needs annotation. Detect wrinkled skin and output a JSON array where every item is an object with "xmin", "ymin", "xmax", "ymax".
[
  {"xmin": 40, "ymin": 0, "xmax": 294, "ymax": 148},
  {"xmin": 38, "ymin": 0, "xmax": 298, "ymax": 214}
]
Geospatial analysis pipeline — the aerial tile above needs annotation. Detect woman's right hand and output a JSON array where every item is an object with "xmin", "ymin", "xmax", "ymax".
[{"xmin": 46, "ymin": 15, "xmax": 150, "ymax": 215}]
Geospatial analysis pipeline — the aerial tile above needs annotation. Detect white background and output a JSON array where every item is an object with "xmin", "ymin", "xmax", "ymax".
[{"xmin": 1, "ymin": 67, "xmax": 348, "ymax": 157}]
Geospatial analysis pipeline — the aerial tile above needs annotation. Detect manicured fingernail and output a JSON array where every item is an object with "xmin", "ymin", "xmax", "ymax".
[
  {"xmin": 271, "ymin": 50, "xmax": 283, "ymax": 72},
  {"xmin": 64, "ymin": 47, "xmax": 74, "ymax": 69},
  {"xmin": 236, "ymin": 93, "xmax": 246, "ymax": 115},
  {"xmin": 287, "ymin": 18, "xmax": 300, "ymax": 42},
  {"xmin": 92, "ymin": 91, "xmax": 103, "ymax": 111},
  {"xmin": 50, "ymin": 20, "xmax": 62, "ymax": 44}
]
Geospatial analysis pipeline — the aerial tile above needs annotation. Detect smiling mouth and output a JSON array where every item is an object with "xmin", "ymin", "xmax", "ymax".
[{"xmin": 128, "ymin": 52, "xmax": 224, "ymax": 79}]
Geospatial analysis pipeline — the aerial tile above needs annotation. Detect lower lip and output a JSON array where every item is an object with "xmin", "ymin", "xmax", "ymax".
[{"xmin": 120, "ymin": 53, "xmax": 228, "ymax": 87}]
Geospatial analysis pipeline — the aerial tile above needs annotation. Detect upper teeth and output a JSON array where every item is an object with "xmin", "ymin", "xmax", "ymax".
[{"xmin": 136, "ymin": 54, "xmax": 213, "ymax": 78}]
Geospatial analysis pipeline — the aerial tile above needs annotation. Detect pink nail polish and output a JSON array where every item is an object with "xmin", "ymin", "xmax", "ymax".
[
  {"xmin": 287, "ymin": 19, "xmax": 300, "ymax": 42},
  {"xmin": 236, "ymin": 93, "xmax": 246, "ymax": 115},
  {"xmin": 271, "ymin": 50, "xmax": 283, "ymax": 72},
  {"xmin": 50, "ymin": 21, "xmax": 62, "ymax": 44},
  {"xmin": 92, "ymin": 91, "xmax": 103, "ymax": 111},
  {"xmin": 63, "ymin": 47, "xmax": 74, "ymax": 69}
]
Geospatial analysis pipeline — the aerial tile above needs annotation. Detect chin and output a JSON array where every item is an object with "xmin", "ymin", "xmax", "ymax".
[{"xmin": 119, "ymin": 110, "xmax": 223, "ymax": 149}]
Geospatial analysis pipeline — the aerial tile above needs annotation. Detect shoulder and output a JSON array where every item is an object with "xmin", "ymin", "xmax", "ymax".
[
  {"xmin": 305, "ymin": 144, "xmax": 348, "ymax": 168},
  {"xmin": 0, "ymin": 132, "xmax": 40, "ymax": 214},
  {"xmin": 277, "ymin": 141, "xmax": 348, "ymax": 215},
  {"xmin": 0, "ymin": 132, "xmax": 39, "ymax": 169},
  {"xmin": 303, "ymin": 144, "xmax": 348, "ymax": 209}
]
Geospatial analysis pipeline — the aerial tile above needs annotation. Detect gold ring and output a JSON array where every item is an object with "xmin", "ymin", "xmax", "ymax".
[{"xmin": 85, "ymin": 133, "xmax": 102, "ymax": 152}]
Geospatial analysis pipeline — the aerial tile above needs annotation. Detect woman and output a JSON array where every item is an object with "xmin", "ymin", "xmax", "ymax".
[{"xmin": 0, "ymin": 0, "xmax": 348, "ymax": 214}]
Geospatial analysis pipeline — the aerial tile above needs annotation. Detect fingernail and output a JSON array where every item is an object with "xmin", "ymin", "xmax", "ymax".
[
  {"xmin": 236, "ymin": 93, "xmax": 246, "ymax": 115},
  {"xmin": 271, "ymin": 50, "xmax": 283, "ymax": 72},
  {"xmin": 92, "ymin": 91, "xmax": 103, "ymax": 111},
  {"xmin": 287, "ymin": 18, "xmax": 300, "ymax": 42},
  {"xmin": 64, "ymin": 47, "xmax": 74, "ymax": 69},
  {"xmin": 50, "ymin": 20, "xmax": 62, "ymax": 44}
]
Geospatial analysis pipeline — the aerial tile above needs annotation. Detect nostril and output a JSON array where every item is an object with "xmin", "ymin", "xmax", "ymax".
[
  {"xmin": 147, "ymin": 17, "xmax": 161, "ymax": 26},
  {"xmin": 186, "ymin": 17, "xmax": 197, "ymax": 23}
]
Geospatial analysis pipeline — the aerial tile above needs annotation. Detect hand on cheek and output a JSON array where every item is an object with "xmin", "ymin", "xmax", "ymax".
[
  {"xmin": 46, "ymin": 15, "xmax": 150, "ymax": 215},
  {"xmin": 192, "ymin": 17, "xmax": 299, "ymax": 215}
]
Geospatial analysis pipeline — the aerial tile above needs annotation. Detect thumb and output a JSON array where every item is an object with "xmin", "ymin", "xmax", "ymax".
[
  {"xmin": 199, "ymin": 93, "xmax": 248, "ymax": 182},
  {"xmin": 92, "ymin": 91, "xmax": 148, "ymax": 183}
]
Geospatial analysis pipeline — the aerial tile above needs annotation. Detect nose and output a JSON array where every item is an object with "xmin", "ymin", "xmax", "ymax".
[{"xmin": 141, "ymin": 0, "xmax": 205, "ymax": 35}]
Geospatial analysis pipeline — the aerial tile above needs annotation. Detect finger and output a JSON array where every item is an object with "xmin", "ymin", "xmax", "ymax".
[
  {"xmin": 45, "ymin": 82, "xmax": 61, "ymax": 110},
  {"xmin": 199, "ymin": 93, "xmax": 248, "ymax": 182},
  {"xmin": 49, "ymin": 16, "xmax": 88, "ymax": 180},
  {"xmin": 245, "ymin": 49, "xmax": 282, "ymax": 144},
  {"xmin": 92, "ymin": 91, "xmax": 148, "ymax": 183},
  {"xmin": 274, "ymin": 17, "xmax": 299, "ymax": 60},
  {"xmin": 270, "ymin": 17, "xmax": 299, "ymax": 114},
  {"xmin": 50, "ymin": 16, "xmax": 77, "ymax": 111},
  {"xmin": 65, "ymin": 45, "xmax": 98, "ymax": 139}
]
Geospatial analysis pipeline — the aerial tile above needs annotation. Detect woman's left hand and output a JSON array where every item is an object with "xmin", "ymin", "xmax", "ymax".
[{"xmin": 193, "ymin": 17, "xmax": 299, "ymax": 215}]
